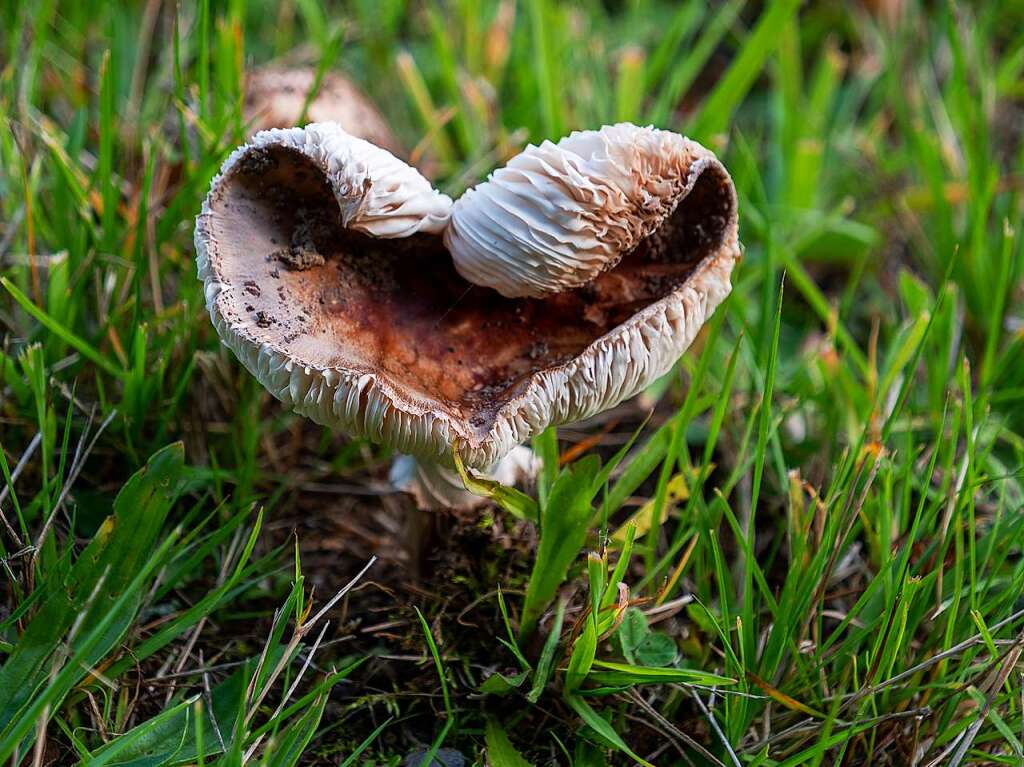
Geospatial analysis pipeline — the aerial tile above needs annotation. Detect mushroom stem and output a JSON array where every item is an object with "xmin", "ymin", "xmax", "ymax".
[
  {"xmin": 390, "ymin": 447, "xmax": 540, "ymax": 574},
  {"xmin": 389, "ymin": 446, "xmax": 540, "ymax": 511}
]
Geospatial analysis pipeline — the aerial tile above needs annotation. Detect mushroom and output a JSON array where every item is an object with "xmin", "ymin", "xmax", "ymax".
[
  {"xmin": 194, "ymin": 121, "xmax": 739, "ymax": 513},
  {"xmin": 245, "ymin": 67, "xmax": 404, "ymax": 157}
]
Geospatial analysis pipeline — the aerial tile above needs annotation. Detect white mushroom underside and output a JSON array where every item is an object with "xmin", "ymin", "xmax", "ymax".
[
  {"xmin": 197, "ymin": 238, "xmax": 736, "ymax": 469},
  {"xmin": 445, "ymin": 123, "xmax": 712, "ymax": 298},
  {"xmin": 390, "ymin": 446, "xmax": 541, "ymax": 510},
  {"xmin": 222, "ymin": 123, "xmax": 451, "ymax": 238}
]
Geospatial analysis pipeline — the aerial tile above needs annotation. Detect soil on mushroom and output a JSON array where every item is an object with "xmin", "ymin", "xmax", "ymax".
[{"xmin": 206, "ymin": 145, "xmax": 735, "ymax": 433}]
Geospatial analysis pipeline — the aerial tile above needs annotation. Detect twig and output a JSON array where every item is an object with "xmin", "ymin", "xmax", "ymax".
[
  {"xmin": 644, "ymin": 594, "xmax": 694, "ymax": 623},
  {"xmin": 0, "ymin": 431, "xmax": 42, "ymax": 545},
  {"xmin": 627, "ymin": 688, "xmax": 726, "ymax": 767},
  {"xmin": 31, "ymin": 408, "xmax": 116, "ymax": 577},
  {"xmin": 689, "ymin": 687, "xmax": 741, "ymax": 767}
]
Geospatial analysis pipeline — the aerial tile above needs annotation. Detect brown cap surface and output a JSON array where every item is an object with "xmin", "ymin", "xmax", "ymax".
[{"xmin": 245, "ymin": 66, "xmax": 404, "ymax": 156}]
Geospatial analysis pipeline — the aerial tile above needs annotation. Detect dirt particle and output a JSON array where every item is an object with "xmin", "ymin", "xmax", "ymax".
[
  {"xmin": 321, "ymin": 287, "xmax": 346, "ymax": 314},
  {"xmin": 273, "ymin": 241, "xmax": 325, "ymax": 271},
  {"xmin": 528, "ymin": 341, "xmax": 549, "ymax": 361},
  {"xmin": 273, "ymin": 208, "xmax": 329, "ymax": 271},
  {"xmin": 237, "ymin": 147, "xmax": 277, "ymax": 176}
]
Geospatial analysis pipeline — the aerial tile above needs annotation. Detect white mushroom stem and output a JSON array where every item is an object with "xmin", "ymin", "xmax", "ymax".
[{"xmin": 389, "ymin": 446, "xmax": 541, "ymax": 511}]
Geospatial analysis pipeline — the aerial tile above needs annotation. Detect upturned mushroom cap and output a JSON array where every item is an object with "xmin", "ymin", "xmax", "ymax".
[
  {"xmin": 445, "ymin": 123, "xmax": 727, "ymax": 299},
  {"xmin": 195, "ymin": 122, "xmax": 738, "ymax": 471},
  {"xmin": 245, "ymin": 67, "xmax": 404, "ymax": 156}
]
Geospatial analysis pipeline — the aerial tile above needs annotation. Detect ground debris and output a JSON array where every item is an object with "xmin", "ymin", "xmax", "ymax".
[{"xmin": 272, "ymin": 207, "xmax": 329, "ymax": 270}]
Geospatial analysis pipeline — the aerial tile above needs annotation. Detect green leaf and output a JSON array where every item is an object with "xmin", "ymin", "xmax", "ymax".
[
  {"xmin": 600, "ymin": 525, "xmax": 636, "ymax": 614},
  {"xmin": 260, "ymin": 692, "xmax": 330, "ymax": 767},
  {"xmin": 479, "ymin": 670, "xmax": 529, "ymax": 696},
  {"xmin": 0, "ymin": 348, "xmax": 31, "ymax": 402},
  {"xmin": 617, "ymin": 607, "xmax": 649, "ymax": 665},
  {"xmin": 527, "ymin": 599, "xmax": 566, "ymax": 704},
  {"xmin": 601, "ymin": 418, "xmax": 676, "ymax": 520},
  {"xmin": 0, "ymin": 443, "xmax": 185, "ymax": 750},
  {"xmin": 650, "ymin": 0, "xmax": 744, "ymax": 125},
  {"xmin": 630, "ymin": 630, "xmax": 679, "ymax": 667},
  {"xmin": 565, "ymin": 614, "xmax": 598, "ymax": 694},
  {"xmin": 496, "ymin": 588, "xmax": 531, "ymax": 672},
  {"xmin": 564, "ymin": 694, "xmax": 653, "ymax": 767},
  {"xmin": 84, "ymin": 696, "xmax": 197, "ymax": 767},
  {"xmin": 1, "ymin": 276, "xmax": 125, "ymax": 379},
  {"xmin": 87, "ymin": 666, "xmax": 248, "ymax": 766},
  {"xmin": 0, "ymin": 534, "xmax": 181, "ymax": 759},
  {"xmin": 593, "ymin": 415, "xmax": 652, "ymax": 520},
  {"xmin": 691, "ymin": 0, "xmax": 803, "ymax": 139},
  {"xmin": 520, "ymin": 456, "xmax": 601, "ymax": 638},
  {"xmin": 339, "ymin": 717, "xmax": 393, "ymax": 767},
  {"xmin": 634, "ymin": 632, "xmax": 678, "ymax": 668},
  {"xmin": 415, "ymin": 607, "xmax": 452, "ymax": 718},
  {"xmin": 485, "ymin": 718, "xmax": 532, "ymax": 767},
  {"xmin": 452, "ymin": 449, "xmax": 539, "ymax": 521},
  {"xmin": 588, "ymin": 660, "xmax": 735, "ymax": 687},
  {"xmin": 533, "ymin": 426, "xmax": 560, "ymax": 508}
]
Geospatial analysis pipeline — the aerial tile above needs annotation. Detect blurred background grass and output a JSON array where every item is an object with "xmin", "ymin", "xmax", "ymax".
[{"xmin": 1, "ymin": 0, "xmax": 1023, "ymax": 764}]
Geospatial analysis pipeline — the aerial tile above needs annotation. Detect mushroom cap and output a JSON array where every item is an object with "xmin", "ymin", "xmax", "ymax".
[
  {"xmin": 213, "ymin": 123, "xmax": 450, "ymax": 238},
  {"xmin": 445, "ymin": 123, "xmax": 720, "ymax": 298},
  {"xmin": 195, "ymin": 123, "xmax": 739, "ymax": 471},
  {"xmin": 245, "ymin": 66, "xmax": 404, "ymax": 157}
]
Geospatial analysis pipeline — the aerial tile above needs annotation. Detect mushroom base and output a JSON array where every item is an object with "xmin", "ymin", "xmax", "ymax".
[
  {"xmin": 390, "ymin": 446, "xmax": 540, "ymax": 511},
  {"xmin": 203, "ymin": 144, "xmax": 736, "ymax": 441}
]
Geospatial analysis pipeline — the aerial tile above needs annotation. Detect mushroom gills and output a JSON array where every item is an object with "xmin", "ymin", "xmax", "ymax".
[{"xmin": 203, "ymin": 142, "xmax": 736, "ymax": 437}]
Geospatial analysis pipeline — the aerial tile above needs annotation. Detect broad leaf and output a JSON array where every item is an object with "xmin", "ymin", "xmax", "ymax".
[{"xmin": 0, "ymin": 443, "xmax": 185, "ymax": 752}]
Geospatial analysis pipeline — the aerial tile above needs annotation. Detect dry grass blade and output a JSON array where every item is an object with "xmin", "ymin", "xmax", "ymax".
[
  {"xmin": 688, "ymin": 687, "xmax": 741, "ymax": 767},
  {"xmin": 245, "ymin": 556, "xmax": 376, "ymax": 725},
  {"xmin": 627, "ymin": 688, "xmax": 727, "ymax": 767}
]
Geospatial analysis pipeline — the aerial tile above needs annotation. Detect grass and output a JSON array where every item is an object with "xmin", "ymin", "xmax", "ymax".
[{"xmin": 1, "ymin": 0, "xmax": 1023, "ymax": 764}]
